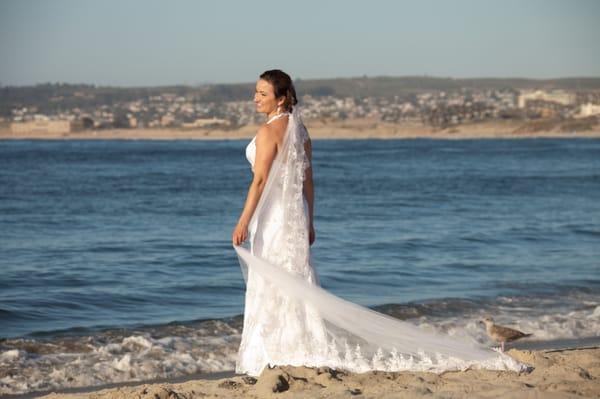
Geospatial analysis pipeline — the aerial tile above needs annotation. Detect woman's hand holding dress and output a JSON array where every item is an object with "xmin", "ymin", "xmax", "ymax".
[{"xmin": 232, "ymin": 220, "xmax": 248, "ymax": 246}]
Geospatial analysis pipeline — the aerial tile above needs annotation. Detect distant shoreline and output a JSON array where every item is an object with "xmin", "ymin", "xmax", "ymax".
[{"xmin": 2, "ymin": 119, "xmax": 600, "ymax": 140}]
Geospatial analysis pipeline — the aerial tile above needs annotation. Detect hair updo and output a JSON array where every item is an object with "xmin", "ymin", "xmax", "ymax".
[{"xmin": 259, "ymin": 69, "xmax": 298, "ymax": 112}]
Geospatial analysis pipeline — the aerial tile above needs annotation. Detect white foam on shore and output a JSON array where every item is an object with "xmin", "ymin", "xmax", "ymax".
[{"xmin": 0, "ymin": 321, "xmax": 240, "ymax": 395}]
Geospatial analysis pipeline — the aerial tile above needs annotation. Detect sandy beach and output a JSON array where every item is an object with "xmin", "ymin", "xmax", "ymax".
[
  {"xmin": 1, "ymin": 119, "xmax": 600, "ymax": 140},
  {"xmin": 31, "ymin": 345, "xmax": 600, "ymax": 399}
]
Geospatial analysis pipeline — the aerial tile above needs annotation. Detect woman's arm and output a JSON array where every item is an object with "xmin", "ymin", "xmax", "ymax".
[
  {"xmin": 232, "ymin": 126, "xmax": 277, "ymax": 245},
  {"xmin": 303, "ymin": 137, "xmax": 316, "ymax": 245}
]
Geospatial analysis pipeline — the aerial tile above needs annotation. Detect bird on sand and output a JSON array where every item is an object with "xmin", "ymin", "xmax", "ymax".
[{"xmin": 481, "ymin": 317, "xmax": 532, "ymax": 352}]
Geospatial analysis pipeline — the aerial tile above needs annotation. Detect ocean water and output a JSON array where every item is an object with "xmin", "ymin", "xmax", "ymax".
[{"xmin": 1, "ymin": 138, "xmax": 599, "ymax": 395}]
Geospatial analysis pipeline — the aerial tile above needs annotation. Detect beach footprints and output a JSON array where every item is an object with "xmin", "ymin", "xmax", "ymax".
[
  {"xmin": 481, "ymin": 316, "xmax": 533, "ymax": 352},
  {"xmin": 255, "ymin": 365, "xmax": 351, "ymax": 395},
  {"xmin": 256, "ymin": 366, "xmax": 292, "ymax": 393}
]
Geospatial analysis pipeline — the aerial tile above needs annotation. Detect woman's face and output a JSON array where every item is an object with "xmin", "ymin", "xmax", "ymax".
[{"xmin": 254, "ymin": 79, "xmax": 282, "ymax": 115}]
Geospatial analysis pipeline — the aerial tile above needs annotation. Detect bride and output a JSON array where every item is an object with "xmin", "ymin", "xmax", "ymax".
[{"xmin": 232, "ymin": 69, "xmax": 530, "ymax": 377}]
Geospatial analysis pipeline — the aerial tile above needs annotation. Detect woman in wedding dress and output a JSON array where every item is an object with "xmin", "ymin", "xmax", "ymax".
[{"xmin": 232, "ymin": 69, "xmax": 530, "ymax": 377}]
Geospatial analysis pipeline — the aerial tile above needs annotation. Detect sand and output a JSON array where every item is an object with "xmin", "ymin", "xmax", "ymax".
[
  {"xmin": 33, "ymin": 347, "xmax": 600, "ymax": 399},
  {"xmin": 1, "ymin": 119, "xmax": 600, "ymax": 140}
]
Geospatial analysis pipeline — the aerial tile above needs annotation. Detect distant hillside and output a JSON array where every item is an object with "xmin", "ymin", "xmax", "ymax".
[
  {"xmin": 296, "ymin": 76, "xmax": 600, "ymax": 97},
  {"xmin": 201, "ymin": 76, "xmax": 600, "ymax": 101},
  {"xmin": 2, "ymin": 76, "xmax": 600, "ymax": 117}
]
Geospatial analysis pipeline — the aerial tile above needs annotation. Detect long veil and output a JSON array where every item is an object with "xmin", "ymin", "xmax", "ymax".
[{"xmin": 233, "ymin": 107, "xmax": 530, "ymax": 374}]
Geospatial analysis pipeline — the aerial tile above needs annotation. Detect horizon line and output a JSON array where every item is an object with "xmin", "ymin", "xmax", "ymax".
[{"xmin": 2, "ymin": 74, "xmax": 600, "ymax": 89}]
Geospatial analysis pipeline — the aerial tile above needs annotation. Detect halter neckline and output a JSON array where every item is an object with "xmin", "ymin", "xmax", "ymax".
[{"xmin": 266, "ymin": 112, "xmax": 290, "ymax": 125}]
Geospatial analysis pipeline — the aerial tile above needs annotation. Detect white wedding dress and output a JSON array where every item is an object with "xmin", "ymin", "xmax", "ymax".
[{"xmin": 233, "ymin": 107, "xmax": 530, "ymax": 377}]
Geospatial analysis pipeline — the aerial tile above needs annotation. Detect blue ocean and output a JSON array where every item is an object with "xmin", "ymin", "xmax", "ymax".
[{"xmin": 1, "ymin": 138, "xmax": 599, "ymax": 396}]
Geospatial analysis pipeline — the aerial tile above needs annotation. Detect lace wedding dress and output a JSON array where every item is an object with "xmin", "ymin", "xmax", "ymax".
[{"xmin": 233, "ymin": 107, "xmax": 530, "ymax": 377}]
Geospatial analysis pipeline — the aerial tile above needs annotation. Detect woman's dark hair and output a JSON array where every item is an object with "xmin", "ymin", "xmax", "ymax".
[{"xmin": 259, "ymin": 69, "xmax": 298, "ymax": 111}]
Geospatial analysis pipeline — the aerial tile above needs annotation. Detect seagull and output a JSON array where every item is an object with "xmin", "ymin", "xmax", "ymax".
[{"xmin": 481, "ymin": 317, "xmax": 532, "ymax": 352}]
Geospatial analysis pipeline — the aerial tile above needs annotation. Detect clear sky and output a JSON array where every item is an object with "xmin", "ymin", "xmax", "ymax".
[{"xmin": 1, "ymin": 0, "xmax": 599, "ymax": 87}]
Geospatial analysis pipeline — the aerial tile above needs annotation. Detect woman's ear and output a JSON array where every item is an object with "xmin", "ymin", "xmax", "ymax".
[{"xmin": 277, "ymin": 97, "xmax": 286, "ymax": 109}]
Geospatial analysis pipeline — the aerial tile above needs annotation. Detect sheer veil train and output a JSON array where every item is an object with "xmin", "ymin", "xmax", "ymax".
[{"xmin": 233, "ymin": 106, "xmax": 530, "ymax": 377}]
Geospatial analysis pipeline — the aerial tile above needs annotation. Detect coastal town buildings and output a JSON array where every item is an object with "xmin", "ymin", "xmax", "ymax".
[{"xmin": 5, "ymin": 88, "xmax": 598, "ymax": 132}]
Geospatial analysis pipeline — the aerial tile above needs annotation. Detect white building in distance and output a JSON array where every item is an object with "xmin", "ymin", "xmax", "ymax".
[
  {"xmin": 577, "ymin": 103, "xmax": 600, "ymax": 118},
  {"xmin": 518, "ymin": 90, "xmax": 576, "ymax": 108},
  {"xmin": 10, "ymin": 120, "xmax": 83, "ymax": 134}
]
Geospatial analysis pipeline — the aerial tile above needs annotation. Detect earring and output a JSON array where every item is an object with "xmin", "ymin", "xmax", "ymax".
[{"xmin": 276, "ymin": 106, "xmax": 281, "ymax": 114}]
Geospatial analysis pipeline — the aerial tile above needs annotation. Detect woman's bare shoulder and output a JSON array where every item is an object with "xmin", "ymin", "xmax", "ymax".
[
  {"xmin": 258, "ymin": 117, "xmax": 288, "ymax": 141},
  {"xmin": 255, "ymin": 124, "xmax": 277, "ymax": 147}
]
